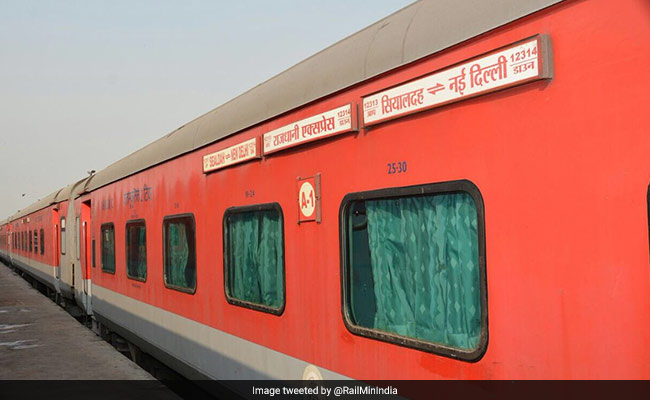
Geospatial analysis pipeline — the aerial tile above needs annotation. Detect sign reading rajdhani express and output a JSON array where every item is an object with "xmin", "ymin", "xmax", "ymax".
[
  {"xmin": 203, "ymin": 137, "xmax": 261, "ymax": 173},
  {"xmin": 362, "ymin": 34, "xmax": 553, "ymax": 126},
  {"xmin": 263, "ymin": 104, "xmax": 358, "ymax": 155}
]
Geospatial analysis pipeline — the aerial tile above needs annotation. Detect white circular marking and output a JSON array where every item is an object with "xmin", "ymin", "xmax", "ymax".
[
  {"xmin": 299, "ymin": 181, "xmax": 316, "ymax": 218},
  {"xmin": 302, "ymin": 364, "xmax": 323, "ymax": 380}
]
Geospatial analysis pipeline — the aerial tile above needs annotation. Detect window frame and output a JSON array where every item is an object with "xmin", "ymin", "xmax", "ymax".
[
  {"xmin": 33, "ymin": 229, "xmax": 38, "ymax": 255},
  {"xmin": 40, "ymin": 228, "xmax": 44, "ymax": 255},
  {"xmin": 125, "ymin": 219, "xmax": 147, "ymax": 282},
  {"xmin": 60, "ymin": 217, "xmax": 66, "ymax": 255},
  {"xmin": 75, "ymin": 217, "xmax": 80, "ymax": 260},
  {"xmin": 162, "ymin": 213, "xmax": 197, "ymax": 294},
  {"xmin": 222, "ymin": 202, "xmax": 286, "ymax": 316},
  {"xmin": 100, "ymin": 223, "xmax": 116, "ymax": 275},
  {"xmin": 338, "ymin": 179, "xmax": 488, "ymax": 362}
]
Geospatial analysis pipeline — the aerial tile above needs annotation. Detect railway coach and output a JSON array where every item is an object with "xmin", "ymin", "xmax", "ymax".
[
  {"xmin": 3, "ymin": 0, "xmax": 650, "ymax": 382},
  {"xmin": 0, "ymin": 179, "xmax": 95, "ymax": 313}
]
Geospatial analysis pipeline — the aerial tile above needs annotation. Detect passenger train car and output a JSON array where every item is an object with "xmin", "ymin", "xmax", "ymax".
[{"xmin": 2, "ymin": 0, "xmax": 650, "ymax": 382}]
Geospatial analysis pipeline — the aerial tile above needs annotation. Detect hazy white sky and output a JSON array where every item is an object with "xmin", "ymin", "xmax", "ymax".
[{"xmin": 0, "ymin": 0, "xmax": 412, "ymax": 218}]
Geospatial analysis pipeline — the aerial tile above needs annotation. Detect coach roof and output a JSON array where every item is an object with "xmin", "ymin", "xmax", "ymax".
[
  {"xmin": 10, "ymin": 190, "xmax": 60, "ymax": 222},
  {"xmin": 10, "ymin": 177, "xmax": 90, "ymax": 222},
  {"xmin": 84, "ymin": 0, "xmax": 561, "ymax": 192}
]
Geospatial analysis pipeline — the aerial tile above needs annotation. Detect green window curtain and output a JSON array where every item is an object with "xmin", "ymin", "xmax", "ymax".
[
  {"xmin": 354, "ymin": 192, "xmax": 480, "ymax": 350},
  {"xmin": 138, "ymin": 227, "xmax": 147, "ymax": 278},
  {"xmin": 165, "ymin": 218, "xmax": 195, "ymax": 290},
  {"xmin": 126, "ymin": 223, "xmax": 147, "ymax": 280},
  {"xmin": 101, "ymin": 226, "xmax": 115, "ymax": 273},
  {"xmin": 227, "ymin": 209, "xmax": 284, "ymax": 309}
]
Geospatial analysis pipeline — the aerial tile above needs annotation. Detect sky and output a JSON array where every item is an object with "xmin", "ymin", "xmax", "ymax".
[{"xmin": 0, "ymin": 0, "xmax": 413, "ymax": 218}]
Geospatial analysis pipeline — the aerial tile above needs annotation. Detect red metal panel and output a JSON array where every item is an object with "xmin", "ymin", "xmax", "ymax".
[{"xmin": 87, "ymin": 0, "xmax": 650, "ymax": 379}]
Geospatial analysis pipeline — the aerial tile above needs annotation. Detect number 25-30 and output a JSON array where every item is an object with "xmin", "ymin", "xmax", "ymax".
[{"xmin": 387, "ymin": 161, "xmax": 407, "ymax": 174}]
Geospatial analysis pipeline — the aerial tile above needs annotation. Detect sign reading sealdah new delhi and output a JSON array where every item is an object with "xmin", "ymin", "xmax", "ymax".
[
  {"xmin": 263, "ymin": 104, "xmax": 358, "ymax": 155},
  {"xmin": 363, "ymin": 35, "xmax": 553, "ymax": 126},
  {"xmin": 203, "ymin": 137, "xmax": 261, "ymax": 173}
]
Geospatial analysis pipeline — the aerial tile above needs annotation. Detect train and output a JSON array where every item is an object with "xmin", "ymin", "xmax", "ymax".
[{"xmin": 1, "ymin": 0, "xmax": 650, "ymax": 382}]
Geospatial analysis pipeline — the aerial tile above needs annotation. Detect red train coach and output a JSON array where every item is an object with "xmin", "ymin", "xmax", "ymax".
[
  {"xmin": 0, "ymin": 181, "xmax": 91, "ymax": 308},
  {"xmin": 4, "ymin": 0, "xmax": 650, "ymax": 382}
]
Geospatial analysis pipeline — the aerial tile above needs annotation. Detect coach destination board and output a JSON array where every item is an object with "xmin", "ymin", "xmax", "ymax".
[
  {"xmin": 203, "ymin": 137, "xmax": 261, "ymax": 173},
  {"xmin": 362, "ymin": 35, "xmax": 553, "ymax": 126}
]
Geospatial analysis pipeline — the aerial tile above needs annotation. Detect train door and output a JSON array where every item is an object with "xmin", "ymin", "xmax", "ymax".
[
  {"xmin": 7, "ymin": 224, "xmax": 12, "ymax": 263},
  {"xmin": 53, "ymin": 209, "xmax": 60, "ymax": 280},
  {"xmin": 81, "ymin": 200, "xmax": 92, "ymax": 314},
  {"xmin": 70, "ymin": 200, "xmax": 93, "ymax": 314},
  {"xmin": 82, "ymin": 221, "xmax": 88, "ymax": 293}
]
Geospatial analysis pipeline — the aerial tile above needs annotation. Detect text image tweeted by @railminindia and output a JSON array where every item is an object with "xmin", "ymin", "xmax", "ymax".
[{"xmin": 252, "ymin": 383, "xmax": 399, "ymax": 399}]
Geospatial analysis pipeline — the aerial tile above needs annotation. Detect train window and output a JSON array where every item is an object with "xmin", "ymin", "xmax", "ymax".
[
  {"xmin": 75, "ymin": 217, "xmax": 80, "ymax": 260},
  {"xmin": 163, "ymin": 214, "xmax": 196, "ymax": 293},
  {"xmin": 92, "ymin": 239, "xmax": 96, "ymax": 268},
  {"xmin": 40, "ymin": 229, "xmax": 44, "ymax": 255},
  {"xmin": 223, "ymin": 203, "xmax": 285, "ymax": 315},
  {"xmin": 340, "ymin": 180, "xmax": 487, "ymax": 361},
  {"xmin": 101, "ymin": 223, "xmax": 115, "ymax": 274},
  {"xmin": 29, "ymin": 230, "xmax": 33, "ymax": 253},
  {"xmin": 60, "ymin": 217, "xmax": 66, "ymax": 255},
  {"xmin": 126, "ymin": 220, "xmax": 147, "ymax": 281},
  {"xmin": 34, "ymin": 230, "xmax": 38, "ymax": 254}
]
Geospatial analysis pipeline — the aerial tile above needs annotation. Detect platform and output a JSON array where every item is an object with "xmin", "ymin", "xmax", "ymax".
[{"xmin": 0, "ymin": 261, "xmax": 165, "ymax": 382}]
